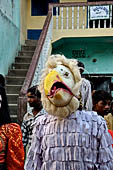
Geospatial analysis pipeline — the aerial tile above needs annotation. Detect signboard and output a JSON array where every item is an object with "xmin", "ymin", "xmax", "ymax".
[
  {"xmin": 90, "ymin": 5, "xmax": 109, "ymax": 20},
  {"xmin": 72, "ymin": 49, "xmax": 86, "ymax": 58}
]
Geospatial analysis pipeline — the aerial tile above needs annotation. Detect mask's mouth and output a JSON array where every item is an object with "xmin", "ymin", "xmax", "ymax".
[{"xmin": 47, "ymin": 81, "xmax": 74, "ymax": 98}]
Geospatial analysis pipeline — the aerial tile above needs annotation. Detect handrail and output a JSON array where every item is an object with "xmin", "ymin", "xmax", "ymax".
[{"xmin": 18, "ymin": 10, "xmax": 52, "ymax": 124}]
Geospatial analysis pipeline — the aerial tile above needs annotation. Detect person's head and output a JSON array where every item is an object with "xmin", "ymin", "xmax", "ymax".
[
  {"xmin": 77, "ymin": 61, "xmax": 85, "ymax": 75},
  {"xmin": 0, "ymin": 86, "xmax": 11, "ymax": 126},
  {"xmin": 92, "ymin": 90, "xmax": 112, "ymax": 117},
  {"xmin": 27, "ymin": 85, "xmax": 42, "ymax": 109},
  {"xmin": 0, "ymin": 74, "xmax": 5, "ymax": 87}
]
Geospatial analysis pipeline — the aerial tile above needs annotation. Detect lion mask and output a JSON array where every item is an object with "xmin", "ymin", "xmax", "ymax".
[{"xmin": 39, "ymin": 54, "xmax": 82, "ymax": 118}]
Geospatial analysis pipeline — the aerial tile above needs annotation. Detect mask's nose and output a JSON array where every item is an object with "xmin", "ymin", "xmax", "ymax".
[{"xmin": 44, "ymin": 70, "xmax": 62, "ymax": 96}]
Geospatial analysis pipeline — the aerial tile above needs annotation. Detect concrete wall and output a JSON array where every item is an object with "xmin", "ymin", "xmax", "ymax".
[
  {"xmin": 52, "ymin": 28, "xmax": 113, "ymax": 42},
  {"xmin": 20, "ymin": 0, "xmax": 27, "ymax": 44},
  {"xmin": 0, "ymin": 0, "xmax": 20, "ymax": 75},
  {"xmin": 27, "ymin": 0, "xmax": 86, "ymax": 30},
  {"xmin": 52, "ymin": 36, "xmax": 113, "ymax": 74},
  {"xmin": 27, "ymin": 0, "xmax": 45, "ymax": 30}
]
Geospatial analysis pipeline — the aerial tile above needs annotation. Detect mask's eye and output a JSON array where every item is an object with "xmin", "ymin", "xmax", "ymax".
[{"xmin": 64, "ymin": 72, "xmax": 69, "ymax": 77}]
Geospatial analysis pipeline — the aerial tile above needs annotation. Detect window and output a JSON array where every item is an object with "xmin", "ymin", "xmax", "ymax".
[{"xmin": 31, "ymin": 0, "xmax": 59, "ymax": 16}]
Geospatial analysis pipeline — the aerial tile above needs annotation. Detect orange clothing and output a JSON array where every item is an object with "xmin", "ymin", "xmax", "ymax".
[
  {"xmin": 0, "ymin": 123, "xmax": 24, "ymax": 170},
  {"xmin": 104, "ymin": 113, "xmax": 113, "ymax": 130}
]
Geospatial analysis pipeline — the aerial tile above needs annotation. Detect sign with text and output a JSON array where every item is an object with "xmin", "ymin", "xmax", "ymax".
[
  {"xmin": 90, "ymin": 5, "xmax": 109, "ymax": 20},
  {"xmin": 72, "ymin": 50, "xmax": 86, "ymax": 58}
]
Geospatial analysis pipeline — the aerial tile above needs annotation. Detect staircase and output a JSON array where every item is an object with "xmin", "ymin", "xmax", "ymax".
[{"xmin": 5, "ymin": 40, "xmax": 37, "ymax": 122}]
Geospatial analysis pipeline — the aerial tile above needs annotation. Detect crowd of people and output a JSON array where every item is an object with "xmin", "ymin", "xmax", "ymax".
[{"xmin": 0, "ymin": 54, "xmax": 113, "ymax": 169}]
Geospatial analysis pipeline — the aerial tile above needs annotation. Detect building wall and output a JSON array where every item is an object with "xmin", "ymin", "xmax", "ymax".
[
  {"xmin": 27, "ymin": 0, "xmax": 45, "ymax": 30},
  {"xmin": 52, "ymin": 36, "xmax": 113, "ymax": 74},
  {"xmin": 26, "ymin": 0, "xmax": 87, "ymax": 39},
  {"xmin": 0, "ymin": 0, "xmax": 20, "ymax": 75},
  {"xmin": 20, "ymin": 0, "xmax": 27, "ymax": 44},
  {"xmin": 27, "ymin": 0, "xmax": 45, "ymax": 40},
  {"xmin": 27, "ymin": 0, "xmax": 87, "ymax": 30},
  {"xmin": 52, "ymin": 28, "xmax": 113, "ymax": 42}
]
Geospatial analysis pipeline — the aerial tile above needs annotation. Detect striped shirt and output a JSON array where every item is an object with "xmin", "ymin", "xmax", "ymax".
[{"xmin": 21, "ymin": 109, "xmax": 45, "ymax": 151}]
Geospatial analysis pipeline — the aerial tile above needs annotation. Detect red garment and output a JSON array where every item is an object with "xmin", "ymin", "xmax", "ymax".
[
  {"xmin": 108, "ymin": 129, "xmax": 113, "ymax": 147},
  {"xmin": 0, "ymin": 123, "xmax": 25, "ymax": 170}
]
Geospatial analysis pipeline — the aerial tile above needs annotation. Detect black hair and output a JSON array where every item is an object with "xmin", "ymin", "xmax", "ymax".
[
  {"xmin": 77, "ymin": 61, "xmax": 85, "ymax": 74},
  {"xmin": 0, "ymin": 86, "xmax": 11, "ymax": 126},
  {"xmin": 0, "ymin": 74, "xmax": 5, "ymax": 87},
  {"xmin": 111, "ymin": 101, "xmax": 113, "ymax": 107},
  {"xmin": 92, "ymin": 90, "xmax": 112, "ymax": 105},
  {"xmin": 27, "ymin": 85, "xmax": 41, "ymax": 98}
]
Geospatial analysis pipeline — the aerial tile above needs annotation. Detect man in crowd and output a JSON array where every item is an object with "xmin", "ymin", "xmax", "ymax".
[
  {"xmin": 21, "ymin": 85, "xmax": 44, "ymax": 154},
  {"xmin": 92, "ymin": 90, "xmax": 113, "ymax": 146},
  {"xmin": 77, "ymin": 61, "xmax": 92, "ymax": 111},
  {"xmin": 92, "ymin": 90, "xmax": 112, "ymax": 117}
]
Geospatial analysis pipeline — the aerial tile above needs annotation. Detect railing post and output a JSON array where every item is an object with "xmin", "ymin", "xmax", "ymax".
[
  {"xmin": 77, "ymin": 6, "xmax": 79, "ymax": 29},
  {"xmin": 18, "ymin": 96, "xmax": 27, "ymax": 125},
  {"xmin": 82, "ymin": 6, "xmax": 85, "ymax": 29},
  {"xmin": 56, "ymin": 7, "xmax": 59, "ymax": 29},
  {"xmin": 66, "ymin": 7, "xmax": 69, "ymax": 29},
  {"xmin": 61, "ymin": 7, "xmax": 63, "ymax": 29},
  {"xmin": 88, "ymin": 6, "xmax": 90, "ymax": 29},
  {"xmin": 110, "ymin": 5, "xmax": 112, "ymax": 28},
  {"xmin": 72, "ymin": 7, "xmax": 74, "ymax": 29}
]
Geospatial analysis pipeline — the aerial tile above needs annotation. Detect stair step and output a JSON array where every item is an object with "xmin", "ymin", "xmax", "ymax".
[
  {"xmin": 9, "ymin": 104, "xmax": 18, "ymax": 122},
  {"xmin": 7, "ymin": 94, "xmax": 19, "ymax": 104},
  {"xmin": 6, "ymin": 85, "xmax": 22, "ymax": 94},
  {"xmin": 15, "ymin": 56, "xmax": 32, "ymax": 63},
  {"xmin": 8, "ymin": 69, "xmax": 28, "ymax": 77},
  {"xmin": 6, "ymin": 76, "xmax": 25, "ymax": 85},
  {"xmin": 25, "ymin": 40, "xmax": 37, "ymax": 46},
  {"xmin": 6, "ymin": 39, "xmax": 36, "ymax": 123},
  {"xmin": 18, "ymin": 51, "xmax": 34, "ymax": 56},
  {"xmin": 21, "ymin": 45, "xmax": 36, "ymax": 51},
  {"xmin": 12, "ymin": 63, "xmax": 30, "ymax": 69},
  {"xmin": 10, "ymin": 115, "xmax": 17, "ymax": 118},
  {"xmin": 10, "ymin": 115, "xmax": 18, "ymax": 123}
]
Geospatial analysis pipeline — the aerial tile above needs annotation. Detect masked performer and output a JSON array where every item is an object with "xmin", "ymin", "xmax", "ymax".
[{"xmin": 25, "ymin": 54, "xmax": 113, "ymax": 170}]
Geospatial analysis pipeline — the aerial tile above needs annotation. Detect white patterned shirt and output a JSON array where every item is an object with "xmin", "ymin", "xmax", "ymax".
[
  {"xmin": 25, "ymin": 110, "xmax": 113, "ymax": 170},
  {"xmin": 79, "ymin": 78, "xmax": 92, "ymax": 111}
]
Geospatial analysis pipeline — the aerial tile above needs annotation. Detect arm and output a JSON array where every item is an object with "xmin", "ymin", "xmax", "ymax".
[
  {"xmin": 21, "ymin": 120, "xmax": 28, "ymax": 151},
  {"xmin": 84, "ymin": 80, "xmax": 92, "ymax": 111},
  {"xmin": 80, "ymin": 78, "xmax": 92, "ymax": 111}
]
